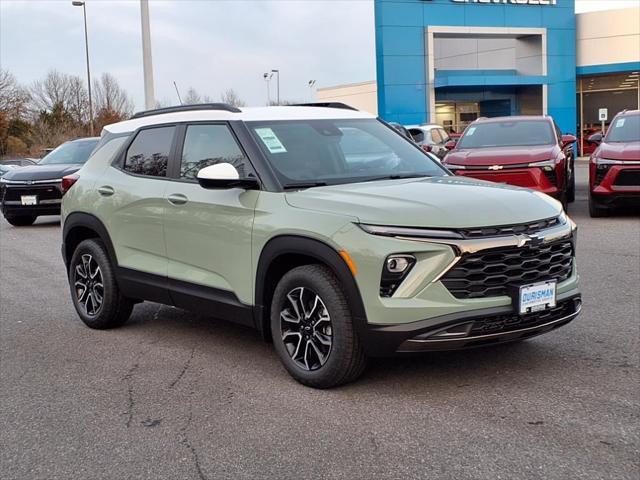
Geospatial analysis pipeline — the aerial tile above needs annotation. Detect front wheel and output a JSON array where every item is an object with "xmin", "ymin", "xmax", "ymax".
[
  {"xmin": 69, "ymin": 239, "xmax": 134, "ymax": 329},
  {"xmin": 270, "ymin": 265, "xmax": 367, "ymax": 388},
  {"xmin": 567, "ymin": 162, "xmax": 576, "ymax": 203},
  {"xmin": 5, "ymin": 215, "xmax": 36, "ymax": 226},
  {"xmin": 589, "ymin": 194, "xmax": 609, "ymax": 217}
]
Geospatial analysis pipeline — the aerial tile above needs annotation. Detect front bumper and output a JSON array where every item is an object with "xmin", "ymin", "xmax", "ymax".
[
  {"xmin": 332, "ymin": 216, "xmax": 580, "ymax": 356},
  {"xmin": 361, "ymin": 290, "xmax": 581, "ymax": 355},
  {"xmin": 452, "ymin": 167, "xmax": 561, "ymax": 197},
  {"xmin": 590, "ymin": 162, "xmax": 640, "ymax": 202},
  {"xmin": 0, "ymin": 181, "xmax": 62, "ymax": 217}
]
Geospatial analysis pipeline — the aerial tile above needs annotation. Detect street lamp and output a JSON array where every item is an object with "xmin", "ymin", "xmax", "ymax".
[
  {"xmin": 271, "ymin": 69, "xmax": 280, "ymax": 105},
  {"xmin": 308, "ymin": 80, "xmax": 316, "ymax": 102},
  {"xmin": 263, "ymin": 72, "xmax": 273, "ymax": 105},
  {"xmin": 71, "ymin": 1, "xmax": 94, "ymax": 136}
]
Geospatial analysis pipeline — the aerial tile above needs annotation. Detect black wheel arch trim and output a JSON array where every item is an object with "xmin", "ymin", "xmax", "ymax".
[
  {"xmin": 62, "ymin": 212, "xmax": 118, "ymax": 272},
  {"xmin": 254, "ymin": 235, "xmax": 368, "ymax": 339}
]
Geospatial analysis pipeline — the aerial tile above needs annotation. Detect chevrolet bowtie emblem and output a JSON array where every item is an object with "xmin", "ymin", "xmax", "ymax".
[{"xmin": 488, "ymin": 165, "xmax": 503, "ymax": 171}]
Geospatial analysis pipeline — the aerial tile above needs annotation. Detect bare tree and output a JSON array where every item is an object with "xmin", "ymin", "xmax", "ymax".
[
  {"xmin": 93, "ymin": 73, "xmax": 134, "ymax": 118},
  {"xmin": 220, "ymin": 88, "xmax": 246, "ymax": 108},
  {"xmin": 30, "ymin": 70, "xmax": 88, "ymax": 124},
  {"xmin": 0, "ymin": 69, "xmax": 30, "ymax": 117},
  {"xmin": 183, "ymin": 87, "xmax": 201, "ymax": 105},
  {"xmin": 183, "ymin": 87, "xmax": 214, "ymax": 105}
]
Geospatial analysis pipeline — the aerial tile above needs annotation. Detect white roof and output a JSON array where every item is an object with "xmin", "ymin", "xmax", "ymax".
[{"xmin": 104, "ymin": 106, "xmax": 376, "ymax": 134}]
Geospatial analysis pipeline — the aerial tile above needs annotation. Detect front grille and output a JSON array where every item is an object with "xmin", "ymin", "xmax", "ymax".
[
  {"xmin": 614, "ymin": 169, "xmax": 640, "ymax": 187},
  {"xmin": 1, "ymin": 184, "xmax": 62, "ymax": 202},
  {"xmin": 458, "ymin": 216, "xmax": 560, "ymax": 239},
  {"xmin": 441, "ymin": 239, "xmax": 574, "ymax": 299},
  {"xmin": 469, "ymin": 299, "xmax": 577, "ymax": 336}
]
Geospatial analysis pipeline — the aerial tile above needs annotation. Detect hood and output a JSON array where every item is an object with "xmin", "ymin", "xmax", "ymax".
[
  {"xmin": 597, "ymin": 141, "xmax": 640, "ymax": 161},
  {"xmin": 285, "ymin": 176, "xmax": 561, "ymax": 229},
  {"xmin": 445, "ymin": 145, "xmax": 558, "ymax": 166},
  {"xmin": 2, "ymin": 164, "xmax": 81, "ymax": 181}
]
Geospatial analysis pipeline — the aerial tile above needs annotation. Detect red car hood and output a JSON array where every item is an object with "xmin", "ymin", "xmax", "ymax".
[
  {"xmin": 597, "ymin": 141, "xmax": 640, "ymax": 161},
  {"xmin": 446, "ymin": 145, "xmax": 556, "ymax": 166}
]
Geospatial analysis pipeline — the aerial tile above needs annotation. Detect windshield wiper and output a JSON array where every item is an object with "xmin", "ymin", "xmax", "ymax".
[
  {"xmin": 282, "ymin": 181, "xmax": 328, "ymax": 190},
  {"xmin": 360, "ymin": 174, "xmax": 432, "ymax": 183}
]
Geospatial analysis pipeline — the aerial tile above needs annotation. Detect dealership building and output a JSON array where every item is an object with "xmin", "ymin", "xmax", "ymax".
[{"xmin": 318, "ymin": 0, "xmax": 640, "ymax": 149}]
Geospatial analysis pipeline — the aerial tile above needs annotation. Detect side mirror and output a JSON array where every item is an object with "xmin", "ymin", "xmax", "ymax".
[
  {"xmin": 444, "ymin": 140, "xmax": 456, "ymax": 151},
  {"xmin": 587, "ymin": 133, "xmax": 603, "ymax": 145},
  {"xmin": 197, "ymin": 163, "xmax": 259, "ymax": 190},
  {"xmin": 561, "ymin": 134, "xmax": 577, "ymax": 148}
]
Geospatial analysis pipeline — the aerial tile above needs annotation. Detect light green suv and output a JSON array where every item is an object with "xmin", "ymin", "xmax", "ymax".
[{"xmin": 61, "ymin": 103, "xmax": 581, "ymax": 388}]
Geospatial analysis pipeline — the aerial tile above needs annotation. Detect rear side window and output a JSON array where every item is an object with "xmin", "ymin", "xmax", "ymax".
[
  {"xmin": 179, "ymin": 124, "xmax": 248, "ymax": 180},
  {"xmin": 123, "ymin": 126, "xmax": 176, "ymax": 177},
  {"xmin": 408, "ymin": 128, "xmax": 425, "ymax": 143}
]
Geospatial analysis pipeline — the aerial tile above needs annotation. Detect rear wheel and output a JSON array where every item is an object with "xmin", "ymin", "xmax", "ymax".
[
  {"xmin": 589, "ymin": 194, "xmax": 609, "ymax": 217},
  {"xmin": 69, "ymin": 239, "xmax": 134, "ymax": 329},
  {"xmin": 5, "ymin": 215, "xmax": 36, "ymax": 226},
  {"xmin": 270, "ymin": 265, "xmax": 367, "ymax": 388}
]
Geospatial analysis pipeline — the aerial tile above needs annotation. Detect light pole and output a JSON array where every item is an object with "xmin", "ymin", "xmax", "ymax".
[
  {"xmin": 71, "ymin": 1, "xmax": 93, "ymax": 135},
  {"xmin": 263, "ymin": 72, "xmax": 273, "ymax": 105},
  {"xmin": 140, "ymin": 0, "xmax": 156, "ymax": 109},
  {"xmin": 308, "ymin": 80, "xmax": 316, "ymax": 102},
  {"xmin": 271, "ymin": 69, "xmax": 280, "ymax": 105}
]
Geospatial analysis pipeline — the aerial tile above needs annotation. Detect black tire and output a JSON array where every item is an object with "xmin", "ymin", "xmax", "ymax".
[
  {"xmin": 567, "ymin": 161, "xmax": 576, "ymax": 203},
  {"xmin": 270, "ymin": 264, "xmax": 367, "ymax": 388},
  {"xmin": 5, "ymin": 215, "xmax": 36, "ymax": 226},
  {"xmin": 589, "ymin": 194, "xmax": 609, "ymax": 218},
  {"xmin": 559, "ymin": 189, "xmax": 569, "ymax": 211},
  {"xmin": 69, "ymin": 239, "xmax": 133, "ymax": 329}
]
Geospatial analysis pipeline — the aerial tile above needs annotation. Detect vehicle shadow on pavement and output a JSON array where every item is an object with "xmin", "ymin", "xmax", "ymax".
[{"xmin": 123, "ymin": 301, "xmax": 570, "ymax": 395}]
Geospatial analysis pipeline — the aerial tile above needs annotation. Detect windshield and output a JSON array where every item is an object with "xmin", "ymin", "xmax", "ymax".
[
  {"xmin": 39, "ymin": 139, "xmax": 98, "ymax": 165},
  {"xmin": 247, "ymin": 119, "xmax": 447, "ymax": 187},
  {"xmin": 606, "ymin": 115, "xmax": 640, "ymax": 143},
  {"xmin": 457, "ymin": 120, "xmax": 555, "ymax": 149}
]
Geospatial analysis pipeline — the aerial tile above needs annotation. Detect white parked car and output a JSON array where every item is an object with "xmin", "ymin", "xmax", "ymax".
[{"xmin": 406, "ymin": 124, "xmax": 451, "ymax": 159}]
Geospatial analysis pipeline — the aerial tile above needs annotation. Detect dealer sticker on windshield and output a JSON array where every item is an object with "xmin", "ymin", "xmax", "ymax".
[
  {"xmin": 519, "ymin": 281, "xmax": 556, "ymax": 315},
  {"xmin": 255, "ymin": 128, "xmax": 287, "ymax": 154}
]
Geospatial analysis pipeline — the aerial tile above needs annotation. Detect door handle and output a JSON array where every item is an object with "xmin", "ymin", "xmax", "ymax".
[
  {"xmin": 98, "ymin": 185, "xmax": 115, "ymax": 197},
  {"xmin": 167, "ymin": 193, "xmax": 188, "ymax": 206}
]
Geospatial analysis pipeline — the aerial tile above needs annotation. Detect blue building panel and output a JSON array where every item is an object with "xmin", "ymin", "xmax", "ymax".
[{"xmin": 375, "ymin": 0, "xmax": 578, "ymax": 133}]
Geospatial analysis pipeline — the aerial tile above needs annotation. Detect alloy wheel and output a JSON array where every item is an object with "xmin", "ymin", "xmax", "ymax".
[
  {"xmin": 74, "ymin": 253, "xmax": 104, "ymax": 316},
  {"xmin": 280, "ymin": 287, "xmax": 333, "ymax": 371}
]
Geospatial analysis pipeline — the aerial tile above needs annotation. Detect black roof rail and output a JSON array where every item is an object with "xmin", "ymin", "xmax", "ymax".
[
  {"xmin": 288, "ymin": 102, "xmax": 359, "ymax": 111},
  {"xmin": 131, "ymin": 103, "xmax": 241, "ymax": 119}
]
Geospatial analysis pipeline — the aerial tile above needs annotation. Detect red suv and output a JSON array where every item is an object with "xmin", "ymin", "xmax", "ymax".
[
  {"xmin": 587, "ymin": 110, "xmax": 640, "ymax": 217},
  {"xmin": 443, "ymin": 116, "xmax": 576, "ymax": 207}
]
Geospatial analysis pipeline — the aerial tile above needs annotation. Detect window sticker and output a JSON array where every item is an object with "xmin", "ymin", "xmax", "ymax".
[
  {"xmin": 466, "ymin": 127, "xmax": 476, "ymax": 136},
  {"xmin": 615, "ymin": 118, "xmax": 626, "ymax": 128},
  {"xmin": 255, "ymin": 128, "xmax": 287, "ymax": 154}
]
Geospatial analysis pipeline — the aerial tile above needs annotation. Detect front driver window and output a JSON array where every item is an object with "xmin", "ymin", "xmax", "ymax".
[{"xmin": 180, "ymin": 124, "xmax": 249, "ymax": 181}]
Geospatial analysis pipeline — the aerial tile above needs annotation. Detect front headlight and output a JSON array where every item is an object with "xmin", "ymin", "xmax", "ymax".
[
  {"xmin": 444, "ymin": 164, "xmax": 465, "ymax": 170},
  {"xmin": 358, "ymin": 224, "xmax": 464, "ymax": 240},
  {"xmin": 595, "ymin": 158, "xmax": 625, "ymax": 166},
  {"xmin": 527, "ymin": 159, "xmax": 557, "ymax": 171}
]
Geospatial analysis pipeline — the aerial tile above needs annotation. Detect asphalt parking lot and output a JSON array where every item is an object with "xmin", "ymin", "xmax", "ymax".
[{"xmin": 0, "ymin": 162, "xmax": 638, "ymax": 480}]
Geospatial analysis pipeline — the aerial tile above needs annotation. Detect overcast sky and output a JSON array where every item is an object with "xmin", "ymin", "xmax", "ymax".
[{"xmin": 1, "ymin": 0, "xmax": 638, "ymax": 111}]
